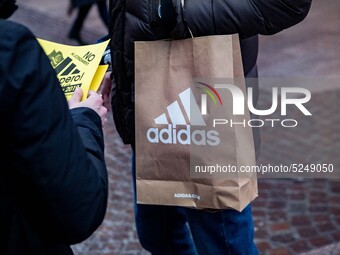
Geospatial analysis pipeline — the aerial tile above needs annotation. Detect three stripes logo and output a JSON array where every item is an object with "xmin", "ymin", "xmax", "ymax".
[
  {"xmin": 146, "ymin": 83, "xmax": 221, "ymax": 146},
  {"xmin": 47, "ymin": 50, "xmax": 84, "ymax": 94}
]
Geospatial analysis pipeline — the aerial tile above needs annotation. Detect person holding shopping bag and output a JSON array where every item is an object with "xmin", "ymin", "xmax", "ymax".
[{"xmin": 103, "ymin": 0, "xmax": 312, "ymax": 254}]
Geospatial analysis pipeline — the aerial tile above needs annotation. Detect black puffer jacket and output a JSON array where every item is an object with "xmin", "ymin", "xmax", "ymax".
[
  {"xmin": 0, "ymin": 20, "xmax": 108, "ymax": 255},
  {"xmin": 109, "ymin": 0, "xmax": 312, "ymax": 145}
]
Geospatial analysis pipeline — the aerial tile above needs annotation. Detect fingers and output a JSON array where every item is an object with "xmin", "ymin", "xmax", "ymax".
[
  {"xmin": 102, "ymin": 93, "xmax": 110, "ymax": 111},
  {"xmin": 87, "ymin": 90, "xmax": 104, "ymax": 108},
  {"xmin": 99, "ymin": 105, "xmax": 108, "ymax": 127},
  {"xmin": 87, "ymin": 91, "xmax": 108, "ymax": 123},
  {"xmin": 73, "ymin": 87, "xmax": 83, "ymax": 100},
  {"xmin": 68, "ymin": 89, "xmax": 108, "ymax": 127},
  {"xmin": 68, "ymin": 87, "xmax": 83, "ymax": 109},
  {"xmin": 98, "ymin": 72, "xmax": 112, "ymax": 111},
  {"xmin": 88, "ymin": 90, "xmax": 97, "ymax": 96}
]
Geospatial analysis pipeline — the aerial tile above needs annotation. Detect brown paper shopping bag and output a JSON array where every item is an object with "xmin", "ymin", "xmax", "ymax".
[{"xmin": 135, "ymin": 34, "xmax": 257, "ymax": 211}]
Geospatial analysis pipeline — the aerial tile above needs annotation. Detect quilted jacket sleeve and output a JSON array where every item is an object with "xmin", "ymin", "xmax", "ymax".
[
  {"xmin": 172, "ymin": 0, "xmax": 312, "ymax": 38},
  {"xmin": 1, "ymin": 21, "xmax": 108, "ymax": 244}
]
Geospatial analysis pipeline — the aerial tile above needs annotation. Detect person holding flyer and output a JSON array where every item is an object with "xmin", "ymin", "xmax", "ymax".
[{"xmin": 0, "ymin": 1, "xmax": 108, "ymax": 254}]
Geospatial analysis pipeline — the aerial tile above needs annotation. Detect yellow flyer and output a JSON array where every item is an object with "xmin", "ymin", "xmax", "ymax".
[
  {"xmin": 89, "ymin": 64, "xmax": 109, "ymax": 92},
  {"xmin": 38, "ymin": 38, "xmax": 110, "ymax": 100}
]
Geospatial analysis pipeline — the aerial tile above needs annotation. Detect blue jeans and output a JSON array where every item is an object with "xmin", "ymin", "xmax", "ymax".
[{"xmin": 132, "ymin": 156, "xmax": 259, "ymax": 255}]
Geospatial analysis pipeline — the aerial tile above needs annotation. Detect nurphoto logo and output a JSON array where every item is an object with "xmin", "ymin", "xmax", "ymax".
[
  {"xmin": 210, "ymin": 83, "xmax": 311, "ymax": 128},
  {"xmin": 146, "ymin": 81, "xmax": 312, "ymax": 146}
]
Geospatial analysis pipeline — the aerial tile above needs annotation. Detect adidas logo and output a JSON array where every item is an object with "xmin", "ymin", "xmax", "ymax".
[
  {"xmin": 154, "ymin": 88, "xmax": 206, "ymax": 126},
  {"xmin": 146, "ymin": 88, "xmax": 220, "ymax": 146},
  {"xmin": 47, "ymin": 50, "xmax": 84, "ymax": 94}
]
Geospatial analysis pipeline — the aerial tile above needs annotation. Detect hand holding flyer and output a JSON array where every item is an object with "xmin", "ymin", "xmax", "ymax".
[{"xmin": 38, "ymin": 38, "xmax": 110, "ymax": 100}]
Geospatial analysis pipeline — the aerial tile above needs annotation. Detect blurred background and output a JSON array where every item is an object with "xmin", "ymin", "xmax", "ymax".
[{"xmin": 8, "ymin": 0, "xmax": 340, "ymax": 254}]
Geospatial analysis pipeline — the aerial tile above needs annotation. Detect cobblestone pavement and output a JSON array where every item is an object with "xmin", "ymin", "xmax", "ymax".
[{"xmin": 9, "ymin": 1, "xmax": 340, "ymax": 254}]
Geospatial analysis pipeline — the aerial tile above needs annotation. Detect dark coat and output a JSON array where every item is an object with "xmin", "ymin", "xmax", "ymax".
[
  {"xmin": 0, "ymin": 20, "xmax": 108, "ymax": 255},
  {"xmin": 71, "ymin": 0, "xmax": 100, "ymax": 8},
  {"xmin": 109, "ymin": 0, "xmax": 312, "ymax": 146}
]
